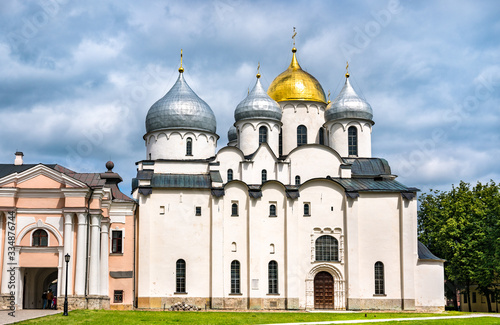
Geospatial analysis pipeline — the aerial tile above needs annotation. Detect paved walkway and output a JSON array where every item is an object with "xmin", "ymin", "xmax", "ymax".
[
  {"xmin": 0, "ymin": 309, "xmax": 59, "ymax": 324},
  {"xmin": 265, "ymin": 314, "xmax": 500, "ymax": 325}
]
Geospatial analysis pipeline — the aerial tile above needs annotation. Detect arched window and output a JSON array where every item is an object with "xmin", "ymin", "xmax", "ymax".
[
  {"xmin": 319, "ymin": 128, "xmax": 325, "ymax": 145},
  {"xmin": 269, "ymin": 204, "xmax": 276, "ymax": 217},
  {"xmin": 259, "ymin": 126, "xmax": 268, "ymax": 144},
  {"xmin": 231, "ymin": 203, "xmax": 239, "ymax": 216},
  {"xmin": 315, "ymin": 235, "xmax": 339, "ymax": 261},
  {"xmin": 268, "ymin": 261, "xmax": 278, "ymax": 294},
  {"xmin": 295, "ymin": 175, "xmax": 301, "ymax": 185},
  {"xmin": 297, "ymin": 125, "xmax": 307, "ymax": 146},
  {"xmin": 231, "ymin": 242, "xmax": 237, "ymax": 252},
  {"xmin": 261, "ymin": 169, "xmax": 267, "ymax": 183},
  {"xmin": 231, "ymin": 260, "xmax": 240, "ymax": 294},
  {"xmin": 227, "ymin": 169, "xmax": 233, "ymax": 182},
  {"xmin": 348, "ymin": 126, "xmax": 358, "ymax": 156},
  {"xmin": 32, "ymin": 229, "xmax": 48, "ymax": 247},
  {"xmin": 176, "ymin": 259, "xmax": 186, "ymax": 293},
  {"xmin": 186, "ymin": 137, "xmax": 193, "ymax": 156},
  {"xmin": 303, "ymin": 203, "xmax": 310, "ymax": 216},
  {"xmin": 375, "ymin": 261, "xmax": 385, "ymax": 295}
]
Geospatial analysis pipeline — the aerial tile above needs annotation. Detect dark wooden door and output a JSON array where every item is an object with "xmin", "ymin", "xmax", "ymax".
[{"xmin": 314, "ymin": 271, "xmax": 334, "ymax": 309}]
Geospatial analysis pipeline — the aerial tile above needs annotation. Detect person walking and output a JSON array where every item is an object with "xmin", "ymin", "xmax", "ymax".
[
  {"xmin": 42, "ymin": 291, "xmax": 47, "ymax": 309},
  {"xmin": 47, "ymin": 289, "xmax": 54, "ymax": 309}
]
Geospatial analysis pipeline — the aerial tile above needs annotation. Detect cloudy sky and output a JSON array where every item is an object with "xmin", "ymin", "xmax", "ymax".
[{"xmin": 1, "ymin": 0, "xmax": 499, "ymax": 196}]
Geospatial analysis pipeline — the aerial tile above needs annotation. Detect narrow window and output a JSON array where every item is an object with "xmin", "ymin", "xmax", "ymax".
[
  {"xmin": 270, "ymin": 244, "xmax": 275, "ymax": 254},
  {"xmin": 113, "ymin": 290, "xmax": 123, "ymax": 303},
  {"xmin": 111, "ymin": 230, "xmax": 123, "ymax": 253},
  {"xmin": 259, "ymin": 126, "xmax": 268, "ymax": 144},
  {"xmin": 231, "ymin": 260, "xmax": 240, "ymax": 294},
  {"xmin": 463, "ymin": 293, "xmax": 468, "ymax": 304},
  {"xmin": 295, "ymin": 175, "xmax": 301, "ymax": 185},
  {"xmin": 149, "ymin": 153, "xmax": 152, "ymax": 160},
  {"xmin": 375, "ymin": 261, "xmax": 385, "ymax": 295},
  {"xmin": 303, "ymin": 203, "xmax": 310, "ymax": 216},
  {"xmin": 261, "ymin": 169, "xmax": 267, "ymax": 183},
  {"xmin": 278, "ymin": 130, "xmax": 283, "ymax": 156},
  {"xmin": 227, "ymin": 169, "xmax": 233, "ymax": 182},
  {"xmin": 315, "ymin": 235, "xmax": 339, "ymax": 261},
  {"xmin": 231, "ymin": 203, "xmax": 239, "ymax": 216},
  {"xmin": 186, "ymin": 137, "xmax": 193, "ymax": 156},
  {"xmin": 231, "ymin": 242, "xmax": 237, "ymax": 252},
  {"xmin": 297, "ymin": 125, "xmax": 307, "ymax": 146},
  {"xmin": 268, "ymin": 261, "xmax": 278, "ymax": 294},
  {"xmin": 176, "ymin": 259, "xmax": 186, "ymax": 293},
  {"xmin": 348, "ymin": 126, "xmax": 358, "ymax": 156},
  {"xmin": 195, "ymin": 207, "xmax": 201, "ymax": 216},
  {"xmin": 472, "ymin": 292, "xmax": 477, "ymax": 303},
  {"xmin": 160, "ymin": 206, "xmax": 165, "ymax": 215},
  {"xmin": 32, "ymin": 229, "xmax": 48, "ymax": 247},
  {"xmin": 269, "ymin": 204, "xmax": 276, "ymax": 217},
  {"xmin": 319, "ymin": 128, "xmax": 324, "ymax": 145}
]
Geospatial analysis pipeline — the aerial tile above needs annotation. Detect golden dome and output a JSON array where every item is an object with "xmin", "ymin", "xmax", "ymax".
[{"xmin": 267, "ymin": 48, "xmax": 326, "ymax": 104}]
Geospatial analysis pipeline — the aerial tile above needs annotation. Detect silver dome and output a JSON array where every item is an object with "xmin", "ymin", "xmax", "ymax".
[
  {"xmin": 227, "ymin": 124, "xmax": 237, "ymax": 141},
  {"xmin": 145, "ymin": 72, "xmax": 217, "ymax": 134},
  {"xmin": 234, "ymin": 77, "xmax": 282, "ymax": 122},
  {"xmin": 325, "ymin": 78, "xmax": 373, "ymax": 122}
]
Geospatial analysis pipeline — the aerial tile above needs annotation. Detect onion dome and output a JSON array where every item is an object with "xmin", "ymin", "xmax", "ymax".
[
  {"xmin": 145, "ymin": 70, "xmax": 217, "ymax": 134},
  {"xmin": 325, "ymin": 75, "xmax": 373, "ymax": 122},
  {"xmin": 227, "ymin": 124, "xmax": 237, "ymax": 142},
  {"xmin": 267, "ymin": 47, "xmax": 326, "ymax": 103},
  {"xmin": 234, "ymin": 73, "xmax": 282, "ymax": 122}
]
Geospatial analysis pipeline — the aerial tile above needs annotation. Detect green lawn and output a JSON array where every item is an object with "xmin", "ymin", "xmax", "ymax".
[{"xmin": 15, "ymin": 310, "xmax": 499, "ymax": 325}]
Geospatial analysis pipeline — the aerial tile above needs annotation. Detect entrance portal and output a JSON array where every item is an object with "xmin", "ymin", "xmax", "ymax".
[
  {"xmin": 314, "ymin": 271, "xmax": 334, "ymax": 309},
  {"xmin": 22, "ymin": 268, "xmax": 58, "ymax": 309}
]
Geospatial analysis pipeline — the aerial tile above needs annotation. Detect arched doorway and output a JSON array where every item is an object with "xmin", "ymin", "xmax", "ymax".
[
  {"xmin": 22, "ymin": 268, "xmax": 58, "ymax": 309},
  {"xmin": 314, "ymin": 271, "xmax": 334, "ymax": 309}
]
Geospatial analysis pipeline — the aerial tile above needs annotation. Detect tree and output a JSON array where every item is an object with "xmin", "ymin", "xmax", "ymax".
[{"xmin": 418, "ymin": 181, "xmax": 500, "ymax": 312}]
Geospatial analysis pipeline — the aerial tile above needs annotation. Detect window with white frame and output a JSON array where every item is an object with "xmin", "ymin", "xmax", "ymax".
[{"xmin": 111, "ymin": 230, "xmax": 123, "ymax": 253}]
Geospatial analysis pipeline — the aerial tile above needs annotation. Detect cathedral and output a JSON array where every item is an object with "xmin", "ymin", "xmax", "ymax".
[{"xmin": 132, "ymin": 45, "xmax": 445, "ymax": 311}]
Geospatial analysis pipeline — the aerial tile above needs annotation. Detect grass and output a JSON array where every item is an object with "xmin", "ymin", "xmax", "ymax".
[{"xmin": 15, "ymin": 310, "xmax": 499, "ymax": 325}]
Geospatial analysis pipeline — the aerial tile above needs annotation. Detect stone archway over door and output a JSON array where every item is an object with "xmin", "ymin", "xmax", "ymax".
[{"xmin": 314, "ymin": 271, "xmax": 334, "ymax": 309}]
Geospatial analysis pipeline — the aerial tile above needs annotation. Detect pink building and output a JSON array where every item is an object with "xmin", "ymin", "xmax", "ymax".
[{"xmin": 0, "ymin": 152, "xmax": 136, "ymax": 310}]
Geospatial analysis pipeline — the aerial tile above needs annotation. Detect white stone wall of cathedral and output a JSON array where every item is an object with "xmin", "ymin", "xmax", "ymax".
[
  {"xmin": 287, "ymin": 146, "xmax": 343, "ymax": 182},
  {"xmin": 235, "ymin": 120, "xmax": 280, "ymax": 157},
  {"xmin": 347, "ymin": 193, "xmax": 403, "ymax": 301},
  {"xmin": 415, "ymin": 261, "xmax": 445, "ymax": 309},
  {"xmin": 327, "ymin": 120, "xmax": 372, "ymax": 158},
  {"xmin": 145, "ymin": 129, "xmax": 217, "ymax": 160},
  {"xmin": 136, "ymin": 189, "xmax": 212, "ymax": 298},
  {"xmin": 279, "ymin": 102, "xmax": 326, "ymax": 156}
]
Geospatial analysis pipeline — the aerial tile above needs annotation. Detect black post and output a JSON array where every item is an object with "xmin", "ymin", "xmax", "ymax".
[{"xmin": 63, "ymin": 253, "xmax": 70, "ymax": 316}]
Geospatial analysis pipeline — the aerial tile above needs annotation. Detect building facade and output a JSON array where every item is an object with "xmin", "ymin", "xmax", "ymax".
[
  {"xmin": 133, "ymin": 47, "xmax": 445, "ymax": 311},
  {"xmin": 0, "ymin": 154, "xmax": 136, "ymax": 310}
]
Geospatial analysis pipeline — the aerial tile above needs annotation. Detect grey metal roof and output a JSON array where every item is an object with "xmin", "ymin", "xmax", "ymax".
[
  {"xmin": 331, "ymin": 178, "xmax": 411, "ymax": 192},
  {"xmin": 418, "ymin": 241, "xmax": 444, "ymax": 261},
  {"xmin": 0, "ymin": 164, "xmax": 53, "ymax": 178},
  {"xmin": 210, "ymin": 171, "xmax": 223, "ymax": 183},
  {"xmin": 234, "ymin": 77, "xmax": 282, "ymax": 122},
  {"xmin": 325, "ymin": 77, "xmax": 373, "ymax": 122},
  {"xmin": 151, "ymin": 174, "xmax": 212, "ymax": 189},
  {"xmin": 227, "ymin": 124, "xmax": 237, "ymax": 142},
  {"xmin": 343, "ymin": 158, "xmax": 391, "ymax": 176},
  {"xmin": 145, "ymin": 72, "xmax": 217, "ymax": 134}
]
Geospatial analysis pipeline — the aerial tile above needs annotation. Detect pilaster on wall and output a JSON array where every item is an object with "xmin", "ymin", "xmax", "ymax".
[
  {"xmin": 344, "ymin": 195, "xmax": 359, "ymax": 306},
  {"xmin": 63, "ymin": 213, "xmax": 74, "ymax": 296},
  {"xmin": 399, "ymin": 195, "xmax": 417, "ymax": 310}
]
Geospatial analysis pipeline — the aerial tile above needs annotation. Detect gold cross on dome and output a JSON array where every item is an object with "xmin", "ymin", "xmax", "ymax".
[{"xmin": 292, "ymin": 27, "xmax": 297, "ymax": 46}]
